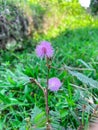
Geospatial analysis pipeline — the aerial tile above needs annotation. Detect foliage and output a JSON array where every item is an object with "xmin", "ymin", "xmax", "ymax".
[
  {"xmin": 90, "ymin": 0, "xmax": 98, "ymax": 14},
  {"xmin": 0, "ymin": 0, "xmax": 98, "ymax": 130},
  {"xmin": 0, "ymin": 1, "xmax": 31, "ymax": 49}
]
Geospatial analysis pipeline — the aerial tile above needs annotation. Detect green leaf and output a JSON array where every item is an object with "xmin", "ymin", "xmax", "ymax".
[
  {"xmin": 31, "ymin": 106, "xmax": 46, "ymax": 128},
  {"xmin": 69, "ymin": 70, "xmax": 98, "ymax": 88}
]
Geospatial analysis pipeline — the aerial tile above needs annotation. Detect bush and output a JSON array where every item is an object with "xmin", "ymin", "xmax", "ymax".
[{"xmin": 90, "ymin": 0, "xmax": 98, "ymax": 14}]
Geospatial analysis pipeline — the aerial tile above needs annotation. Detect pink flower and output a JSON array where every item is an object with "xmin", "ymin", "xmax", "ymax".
[
  {"xmin": 48, "ymin": 77, "xmax": 62, "ymax": 91},
  {"xmin": 35, "ymin": 41, "xmax": 54, "ymax": 58}
]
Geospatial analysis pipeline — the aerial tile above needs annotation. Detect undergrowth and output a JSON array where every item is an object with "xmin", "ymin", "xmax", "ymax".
[{"xmin": 0, "ymin": 0, "xmax": 98, "ymax": 130}]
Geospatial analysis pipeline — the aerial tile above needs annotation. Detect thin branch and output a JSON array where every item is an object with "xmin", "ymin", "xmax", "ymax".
[
  {"xmin": 30, "ymin": 78, "xmax": 44, "ymax": 93},
  {"xmin": 50, "ymin": 64, "xmax": 95, "ymax": 71},
  {"xmin": 63, "ymin": 65, "xmax": 95, "ymax": 71},
  {"xmin": 69, "ymin": 83, "xmax": 86, "ymax": 91}
]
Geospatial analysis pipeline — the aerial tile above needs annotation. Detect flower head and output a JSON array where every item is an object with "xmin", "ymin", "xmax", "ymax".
[
  {"xmin": 35, "ymin": 41, "xmax": 54, "ymax": 58},
  {"xmin": 48, "ymin": 77, "xmax": 62, "ymax": 91}
]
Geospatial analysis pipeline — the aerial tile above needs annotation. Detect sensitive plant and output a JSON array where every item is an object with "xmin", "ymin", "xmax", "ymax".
[
  {"xmin": 35, "ymin": 41, "xmax": 54, "ymax": 58},
  {"xmin": 30, "ymin": 40, "xmax": 98, "ymax": 130},
  {"xmin": 31, "ymin": 41, "xmax": 62, "ymax": 130},
  {"xmin": 48, "ymin": 77, "xmax": 62, "ymax": 91},
  {"xmin": 0, "ymin": 40, "xmax": 98, "ymax": 129},
  {"xmin": 0, "ymin": 1, "xmax": 98, "ymax": 129}
]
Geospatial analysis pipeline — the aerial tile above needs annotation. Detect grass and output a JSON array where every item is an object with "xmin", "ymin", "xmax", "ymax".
[{"xmin": 0, "ymin": 0, "xmax": 98, "ymax": 130}]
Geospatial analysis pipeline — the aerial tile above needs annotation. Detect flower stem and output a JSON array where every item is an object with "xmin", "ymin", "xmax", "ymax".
[
  {"xmin": 45, "ymin": 58, "xmax": 50, "ymax": 130},
  {"xmin": 30, "ymin": 58, "xmax": 51, "ymax": 130}
]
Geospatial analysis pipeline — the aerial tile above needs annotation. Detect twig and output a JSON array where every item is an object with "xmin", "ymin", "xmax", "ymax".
[
  {"xmin": 30, "ymin": 78, "xmax": 44, "ymax": 93},
  {"xmin": 50, "ymin": 64, "xmax": 95, "ymax": 71},
  {"xmin": 63, "ymin": 65, "xmax": 95, "ymax": 71},
  {"xmin": 69, "ymin": 83, "xmax": 86, "ymax": 91}
]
